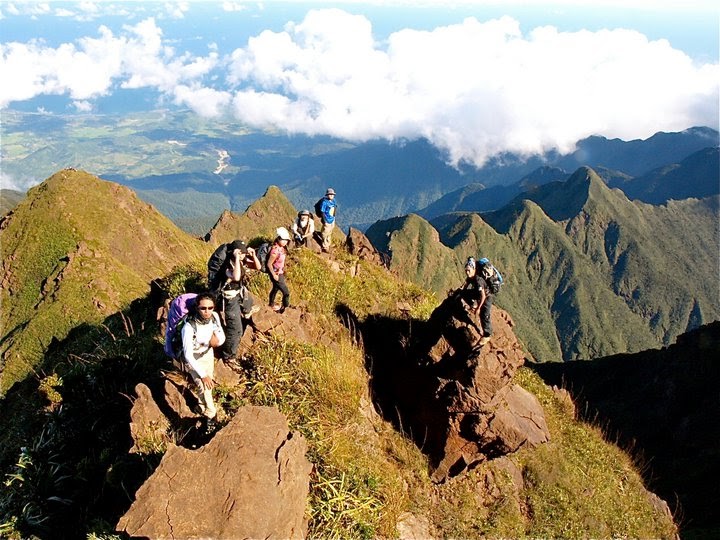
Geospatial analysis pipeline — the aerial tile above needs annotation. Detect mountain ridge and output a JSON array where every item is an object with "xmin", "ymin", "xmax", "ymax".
[
  {"xmin": 0, "ymin": 169, "xmax": 211, "ymax": 393},
  {"xmin": 0, "ymin": 170, "xmax": 683, "ymax": 537},
  {"xmin": 368, "ymin": 166, "xmax": 719, "ymax": 361}
]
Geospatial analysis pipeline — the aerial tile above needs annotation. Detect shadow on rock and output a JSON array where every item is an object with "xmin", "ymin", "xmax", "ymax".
[{"xmin": 340, "ymin": 290, "xmax": 551, "ymax": 483}]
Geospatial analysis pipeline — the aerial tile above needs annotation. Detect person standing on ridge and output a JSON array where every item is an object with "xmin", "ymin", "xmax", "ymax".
[
  {"xmin": 267, "ymin": 227, "xmax": 291, "ymax": 313},
  {"xmin": 181, "ymin": 292, "xmax": 225, "ymax": 433},
  {"xmin": 213, "ymin": 240, "xmax": 261, "ymax": 367},
  {"xmin": 292, "ymin": 209, "xmax": 315, "ymax": 248},
  {"xmin": 461, "ymin": 256, "xmax": 493, "ymax": 346},
  {"xmin": 318, "ymin": 188, "xmax": 337, "ymax": 253}
]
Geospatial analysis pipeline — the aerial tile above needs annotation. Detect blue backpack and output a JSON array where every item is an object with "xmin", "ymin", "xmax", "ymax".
[{"xmin": 478, "ymin": 257, "xmax": 503, "ymax": 294}]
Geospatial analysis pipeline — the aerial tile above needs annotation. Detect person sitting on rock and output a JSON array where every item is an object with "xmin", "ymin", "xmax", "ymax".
[
  {"xmin": 267, "ymin": 227, "xmax": 291, "ymax": 313},
  {"xmin": 461, "ymin": 256, "xmax": 493, "ymax": 346},
  {"xmin": 291, "ymin": 209, "xmax": 315, "ymax": 248},
  {"xmin": 181, "ymin": 292, "xmax": 225, "ymax": 433}
]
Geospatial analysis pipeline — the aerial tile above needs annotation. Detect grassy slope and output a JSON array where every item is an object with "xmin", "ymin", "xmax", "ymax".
[
  {"xmin": 0, "ymin": 169, "xmax": 211, "ymax": 394},
  {"xmin": 251, "ymin": 249, "xmax": 676, "ymax": 538},
  {"xmin": 204, "ymin": 185, "xmax": 301, "ymax": 246}
]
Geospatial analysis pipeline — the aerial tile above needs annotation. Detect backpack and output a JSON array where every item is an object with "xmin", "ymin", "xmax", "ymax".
[
  {"xmin": 256, "ymin": 242, "xmax": 271, "ymax": 273},
  {"xmin": 164, "ymin": 293, "xmax": 198, "ymax": 359},
  {"xmin": 314, "ymin": 198, "xmax": 324, "ymax": 219},
  {"xmin": 207, "ymin": 244, "xmax": 228, "ymax": 292},
  {"xmin": 478, "ymin": 257, "xmax": 503, "ymax": 294}
]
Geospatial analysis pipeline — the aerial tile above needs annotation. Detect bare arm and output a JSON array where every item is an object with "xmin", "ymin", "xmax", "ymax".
[
  {"xmin": 267, "ymin": 248, "xmax": 279, "ymax": 280},
  {"xmin": 246, "ymin": 246, "xmax": 261, "ymax": 270},
  {"xmin": 229, "ymin": 249, "xmax": 243, "ymax": 281}
]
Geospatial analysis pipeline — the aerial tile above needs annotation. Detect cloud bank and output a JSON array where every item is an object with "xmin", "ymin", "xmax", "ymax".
[{"xmin": 1, "ymin": 8, "xmax": 718, "ymax": 166}]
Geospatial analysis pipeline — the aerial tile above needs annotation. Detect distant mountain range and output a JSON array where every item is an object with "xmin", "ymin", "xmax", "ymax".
[
  {"xmin": 2, "ymin": 109, "xmax": 717, "ymax": 233},
  {"xmin": 366, "ymin": 166, "xmax": 719, "ymax": 363}
]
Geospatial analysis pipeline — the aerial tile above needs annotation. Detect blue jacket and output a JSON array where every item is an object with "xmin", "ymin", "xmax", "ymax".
[{"xmin": 320, "ymin": 197, "xmax": 337, "ymax": 224}]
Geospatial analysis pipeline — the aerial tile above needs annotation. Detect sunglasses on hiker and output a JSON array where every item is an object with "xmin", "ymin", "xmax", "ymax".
[{"xmin": 198, "ymin": 305, "xmax": 215, "ymax": 311}]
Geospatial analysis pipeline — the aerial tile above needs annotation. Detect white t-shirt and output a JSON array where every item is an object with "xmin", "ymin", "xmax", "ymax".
[{"xmin": 182, "ymin": 312, "xmax": 225, "ymax": 377}]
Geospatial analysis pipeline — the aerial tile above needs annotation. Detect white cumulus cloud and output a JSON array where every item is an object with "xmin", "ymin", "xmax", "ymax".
[
  {"xmin": 226, "ymin": 10, "xmax": 719, "ymax": 166},
  {"xmin": 1, "ymin": 8, "xmax": 717, "ymax": 167},
  {"xmin": 0, "ymin": 17, "xmax": 220, "ymax": 107}
]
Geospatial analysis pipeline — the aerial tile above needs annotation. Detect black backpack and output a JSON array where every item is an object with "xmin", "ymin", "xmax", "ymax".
[
  {"xmin": 314, "ymin": 198, "xmax": 324, "ymax": 219},
  {"xmin": 479, "ymin": 257, "xmax": 503, "ymax": 294},
  {"xmin": 207, "ymin": 243, "xmax": 228, "ymax": 292},
  {"xmin": 256, "ymin": 242, "xmax": 271, "ymax": 273}
]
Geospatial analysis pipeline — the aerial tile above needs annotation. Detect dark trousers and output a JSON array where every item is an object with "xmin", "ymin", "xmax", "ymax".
[
  {"xmin": 219, "ymin": 295, "xmax": 243, "ymax": 359},
  {"xmin": 269, "ymin": 273, "xmax": 290, "ymax": 308},
  {"xmin": 480, "ymin": 294, "xmax": 493, "ymax": 336},
  {"xmin": 294, "ymin": 235, "xmax": 308, "ymax": 248}
]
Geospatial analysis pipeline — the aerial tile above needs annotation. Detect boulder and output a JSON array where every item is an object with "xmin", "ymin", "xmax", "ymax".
[
  {"xmin": 117, "ymin": 406, "xmax": 312, "ymax": 539},
  {"xmin": 345, "ymin": 227, "xmax": 385, "ymax": 266},
  {"xmin": 362, "ymin": 289, "xmax": 550, "ymax": 482},
  {"xmin": 128, "ymin": 383, "xmax": 171, "ymax": 454}
]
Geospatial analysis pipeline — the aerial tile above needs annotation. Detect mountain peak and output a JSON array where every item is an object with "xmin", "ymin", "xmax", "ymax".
[
  {"xmin": 0, "ymin": 169, "xmax": 209, "ymax": 392},
  {"xmin": 205, "ymin": 184, "xmax": 298, "ymax": 245}
]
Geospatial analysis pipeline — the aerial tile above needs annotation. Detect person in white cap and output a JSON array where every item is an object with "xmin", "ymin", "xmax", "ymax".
[
  {"xmin": 267, "ymin": 227, "xmax": 291, "ymax": 313},
  {"xmin": 319, "ymin": 188, "xmax": 337, "ymax": 253}
]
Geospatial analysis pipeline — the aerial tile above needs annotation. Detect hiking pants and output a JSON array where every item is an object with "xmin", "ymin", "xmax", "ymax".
[
  {"xmin": 187, "ymin": 348, "xmax": 217, "ymax": 419},
  {"xmin": 269, "ymin": 273, "xmax": 290, "ymax": 308},
  {"xmin": 220, "ymin": 295, "xmax": 243, "ymax": 359},
  {"xmin": 480, "ymin": 294, "xmax": 493, "ymax": 337},
  {"xmin": 321, "ymin": 221, "xmax": 335, "ymax": 250}
]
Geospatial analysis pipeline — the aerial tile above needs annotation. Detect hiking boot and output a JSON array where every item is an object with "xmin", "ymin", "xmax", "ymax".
[
  {"xmin": 204, "ymin": 417, "xmax": 218, "ymax": 435},
  {"xmin": 271, "ymin": 304, "xmax": 283, "ymax": 312},
  {"xmin": 224, "ymin": 356, "xmax": 243, "ymax": 373},
  {"xmin": 478, "ymin": 336, "xmax": 491, "ymax": 346},
  {"xmin": 243, "ymin": 304, "xmax": 261, "ymax": 319}
]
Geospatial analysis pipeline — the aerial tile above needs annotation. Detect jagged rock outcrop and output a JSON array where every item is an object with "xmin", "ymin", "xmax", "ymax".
[
  {"xmin": 362, "ymin": 290, "xmax": 549, "ymax": 482},
  {"xmin": 345, "ymin": 227, "xmax": 385, "ymax": 266},
  {"xmin": 117, "ymin": 406, "xmax": 312, "ymax": 539},
  {"xmin": 128, "ymin": 383, "xmax": 171, "ymax": 454}
]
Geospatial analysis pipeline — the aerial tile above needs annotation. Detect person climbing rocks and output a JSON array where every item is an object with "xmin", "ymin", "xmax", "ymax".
[
  {"xmin": 181, "ymin": 292, "xmax": 225, "ymax": 433},
  {"xmin": 210, "ymin": 240, "xmax": 261, "ymax": 368},
  {"xmin": 461, "ymin": 256, "xmax": 493, "ymax": 346},
  {"xmin": 292, "ymin": 209, "xmax": 315, "ymax": 248},
  {"xmin": 267, "ymin": 227, "xmax": 291, "ymax": 313},
  {"xmin": 318, "ymin": 188, "xmax": 337, "ymax": 253}
]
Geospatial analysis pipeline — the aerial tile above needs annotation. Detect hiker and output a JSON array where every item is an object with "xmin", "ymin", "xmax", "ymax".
[
  {"xmin": 181, "ymin": 292, "xmax": 225, "ymax": 432},
  {"xmin": 267, "ymin": 227, "xmax": 291, "ymax": 313},
  {"xmin": 213, "ymin": 240, "xmax": 261, "ymax": 366},
  {"xmin": 461, "ymin": 256, "xmax": 493, "ymax": 346},
  {"xmin": 292, "ymin": 209, "xmax": 315, "ymax": 248},
  {"xmin": 318, "ymin": 188, "xmax": 337, "ymax": 253}
]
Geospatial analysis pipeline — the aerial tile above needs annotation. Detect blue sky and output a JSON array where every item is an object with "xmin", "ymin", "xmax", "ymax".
[{"xmin": 1, "ymin": 1, "xmax": 718, "ymax": 167}]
